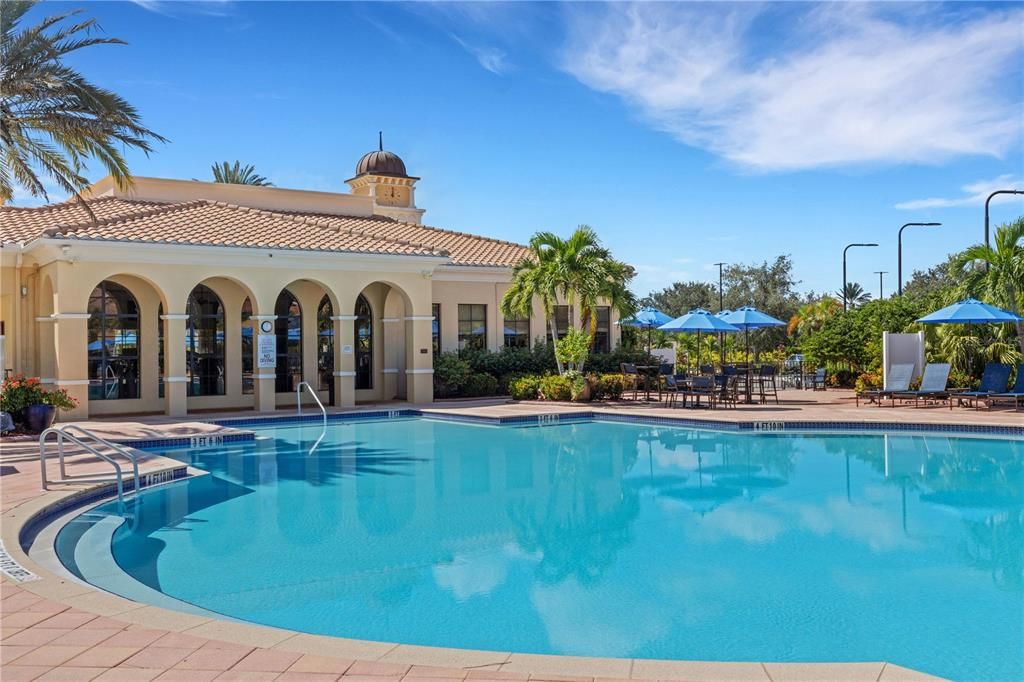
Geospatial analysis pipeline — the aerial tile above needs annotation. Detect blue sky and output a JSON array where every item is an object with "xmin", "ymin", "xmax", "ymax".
[{"xmin": 21, "ymin": 1, "xmax": 1024, "ymax": 298}]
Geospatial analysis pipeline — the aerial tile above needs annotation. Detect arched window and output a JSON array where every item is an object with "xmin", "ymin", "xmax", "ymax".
[
  {"xmin": 88, "ymin": 281, "xmax": 140, "ymax": 400},
  {"xmin": 317, "ymin": 295, "xmax": 334, "ymax": 392},
  {"xmin": 241, "ymin": 298, "xmax": 254, "ymax": 395},
  {"xmin": 275, "ymin": 290, "xmax": 302, "ymax": 393},
  {"xmin": 355, "ymin": 294, "xmax": 373, "ymax": 390},
  {"xmin": 186, "ymin": 284, "xmax": 225, "ymax": 396}
]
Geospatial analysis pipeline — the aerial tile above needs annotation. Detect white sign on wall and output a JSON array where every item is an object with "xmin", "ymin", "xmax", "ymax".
[{"xmin": 257, "ymin": 335, "xmax": 276, "ymax": 368}]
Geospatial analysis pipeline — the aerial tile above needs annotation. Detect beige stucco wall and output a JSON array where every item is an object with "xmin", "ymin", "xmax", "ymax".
[{"xmin": 1, "ymin": 245, "xmax": 621, "ymax": 421}]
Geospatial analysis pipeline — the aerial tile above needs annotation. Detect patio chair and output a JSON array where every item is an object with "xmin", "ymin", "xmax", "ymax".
[
  {"xmin": 714, "ymin": 375, "xmax": 739, "ymax": 409},
  {"xmin": 811, "ymin": 368, "xmax": 827, "ymax": 390},
  {"xmin": 680, "ymin": 375, "xmax": 715, "ymax": 408},
  {"xmin": 988, "ymin": 365, "xmax": 1024, "ymax": 411},
  {"xmin": 620, "ymin": 363, "xmax": 640, "ymax": 401},
  {"xmin": 891, "ymin": 363, "xmax": 951, "ymax": 407},
  {"xmin": 856, "ymin": 363, "xmax": 914, "ymax": 407},
  {"xmin": 662, "ymin": 374, "xmax": 681, "ymax": 408},
  {"xmin": 957, "ymin": 363, "xmax": 1013, "ymax": 410},
  {"xmin": 756, "ymin": 364, "xmax": 779, "ymax": 405},
  {"xmin": 699, "ymin": 364, "xmax": 715, "ymax": 376}
]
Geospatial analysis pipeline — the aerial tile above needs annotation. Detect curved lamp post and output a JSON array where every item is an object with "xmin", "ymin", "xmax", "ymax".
[
  {"xmin": 843, "ymin": 243, "xmax": 878, "ymax": 312},
  {"xmin": 985, "ymin": 189, "xmax": 1024, "ymax": 249},
  {"xmin": 897, "ymin": 222, "xmax": 940, "ymax": 295}
]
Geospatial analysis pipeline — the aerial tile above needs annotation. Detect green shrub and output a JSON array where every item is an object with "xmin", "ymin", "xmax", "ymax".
[
  {"xmin": 538, "ymin": 374, "xmax": 572, "ymax": 401},
  {"xmin": 854, "ymin": 370, "xmax": 881, "ymax": 394},
  {"xmin": 508, "ymin": 375, "xmax": 541, "ymax": 400},
  {"xmin": 433, "ymin": 352, "xmax": 472, "ymax": 398},
  {"xmin": 594, "ymin": 373, "xmax": 627, "ymax": 400},
  {"xmin": 828, "ymin": 369, "xmax": 858, "ymax": 388},
  {"xmin": 462, "ymin": 373, "xmax": 499, "ymax": 397}
]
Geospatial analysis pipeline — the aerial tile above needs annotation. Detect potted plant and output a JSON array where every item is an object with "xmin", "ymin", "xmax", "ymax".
[
  {"xmin": 555, "ymin": 329, "xmax": 596, "ymax": 402},
  {"xmin": 0, "ymin": 375, "xmax": 78, "ymax": 433}
]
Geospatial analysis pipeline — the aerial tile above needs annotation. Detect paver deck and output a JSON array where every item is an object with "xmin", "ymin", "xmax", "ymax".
[{"xmin": 2, "ymin": 391, "xmax": 990, "ymax": 681}]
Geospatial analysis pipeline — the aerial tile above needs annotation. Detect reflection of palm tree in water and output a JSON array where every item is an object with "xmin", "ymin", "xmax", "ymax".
[
  {"xmin": 508, "ymin": 426, "xmax": 641, "ymax": 586},
  {"xmin": 960, "ymin": 511, "xmax": 1024, "ymax": 592}
]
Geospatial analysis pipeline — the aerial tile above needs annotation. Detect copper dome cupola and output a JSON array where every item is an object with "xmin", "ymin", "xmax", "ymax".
[
  {"xmin": 345, "ymin": 132, "xmax": 425, "ymax": 225},
  {"xmin": 352, "ymin": 132, "xmax": 414, "ymax": 179}
]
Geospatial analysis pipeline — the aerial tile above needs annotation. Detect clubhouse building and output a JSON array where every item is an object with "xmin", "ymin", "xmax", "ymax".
[{"xmin": 0, "ymin": 145, "xmax": 621, "ymax": 419}]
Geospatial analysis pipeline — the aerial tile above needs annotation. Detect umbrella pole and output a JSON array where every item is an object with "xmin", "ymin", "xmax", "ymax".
[{"xmin": 745, "ymin": 328, "xmax": 750, "ymax": 364}]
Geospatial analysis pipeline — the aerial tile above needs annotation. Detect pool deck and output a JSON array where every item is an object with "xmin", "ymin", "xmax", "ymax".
[{"xmin": 3, "ymin": 389, "xmax": 1005, "ymax": 681}]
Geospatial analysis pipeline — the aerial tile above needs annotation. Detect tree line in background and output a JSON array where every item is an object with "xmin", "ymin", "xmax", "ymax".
[{"xmin": 641, "ymin": 218, "xmax": 1023, "ymax": 388}]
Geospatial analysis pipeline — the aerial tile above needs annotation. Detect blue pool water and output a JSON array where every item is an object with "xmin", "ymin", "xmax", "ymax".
[{"xmin": 56, "ymin": 418, "xmax": 1022, "ymax": 680}]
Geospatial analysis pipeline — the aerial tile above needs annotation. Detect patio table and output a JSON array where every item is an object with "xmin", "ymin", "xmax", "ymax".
[{"xmin": 635, "ymin": 365, "xmax": 664, "ymax": 401}]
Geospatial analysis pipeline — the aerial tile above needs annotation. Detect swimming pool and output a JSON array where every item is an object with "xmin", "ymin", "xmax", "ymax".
[{"xmin": 55, "ymin": 417, "xmax": 1022, "ymax": 680}]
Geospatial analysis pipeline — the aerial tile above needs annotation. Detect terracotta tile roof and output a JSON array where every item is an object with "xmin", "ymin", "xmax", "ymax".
[
  {"xmin": 0, "ymin": 196, "xmax": 530, "ymax": 266},
  {"xmin": 288, "ymin": 210, "xmax": 530, "ymax": 267},
  {"xmin": 2, "ymin": 199, "xmax": 447, "ymax": 258},
  {"xmin": 0, "ymin": 197, "xmax": 166, "ymax": 243}
]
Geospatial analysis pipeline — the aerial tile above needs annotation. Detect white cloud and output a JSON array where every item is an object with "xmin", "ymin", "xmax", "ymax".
[
  {"xmin": 450, "ymin": 34, "xmax": 511, "ymax": 75},
  {"xmin": 561, "ymin": 4, "xmax": 1024, "ymax": 171},
  {"xmin": 895, "ymin": 174, "xmax": 1024, "ymax": 210}
]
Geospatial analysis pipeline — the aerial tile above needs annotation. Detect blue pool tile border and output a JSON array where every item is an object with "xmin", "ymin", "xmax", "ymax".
[
  {"xmin": 19, "ymin": 466, "xmax": 189, "ymax": 548},
  {"xmin": 97, "ymin": 408, "xmax": 1020, "ymax": 448}
]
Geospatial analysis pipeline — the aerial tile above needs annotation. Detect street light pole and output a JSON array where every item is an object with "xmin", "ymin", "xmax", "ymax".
[
  {"xmin": 984, "ymin": 189, "xmax": 1024, "ymax": 250},
  {"xmin": 897, "ymin": 222, "xmax": 940, "ymax": 295},
  {"xmin": 874, "ymin": 271, "xmax": 887, "ymax": 300},
  {"xmin": 843, "ymin": 243, "xmax": 879, "ymax": 312}
]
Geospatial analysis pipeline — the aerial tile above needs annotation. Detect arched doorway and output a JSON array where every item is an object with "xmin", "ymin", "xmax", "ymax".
[
  {"xmin": 354, "ymin": 294, "xmax": 373, "ymax": 390},
  {"xmin": 318, "ymin": 295, "xmax": 334, "ymax": 405},
  {"xmin": 87, "ymin": 281, "xmax": 140, "ymax": 400},
  {"xmin": 275, "ymin": 289, "xmax": 302, "ymax": 393},
  {"xmin": 186, "ymin": 284, "xmax": 226, "ymax": 397}
]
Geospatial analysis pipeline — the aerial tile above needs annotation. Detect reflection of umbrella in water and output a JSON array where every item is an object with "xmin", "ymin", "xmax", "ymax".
[
  {"xmin": 714, "ymin": 474, "xmax": 787, "ymax": 500},
  {"xmin": 660, "ymin": 453, "xmax": 741, "ymax": 516},
  {"xmin": 920, "ymin": 490, "xmax": 1023, "ymax": 523}
]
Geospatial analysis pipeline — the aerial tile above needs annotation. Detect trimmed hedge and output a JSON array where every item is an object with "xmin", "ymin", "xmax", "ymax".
[{"xmin": 433, "ymin": 341, "xmax": 653, "ymax": 399}]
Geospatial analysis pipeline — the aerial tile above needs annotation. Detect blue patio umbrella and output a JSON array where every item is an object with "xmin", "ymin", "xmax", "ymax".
[
  {"xmin": 619, "ymin": 306, "xmax": 674, "ymax": 354},
  {"xmin": 659, "ymin": 308, "xmax": 739, "ymax": 370},
  {"xmin": 722, "ymin": 306, "xmax": 787, "ymax": 363},
  {"xmin": 917, "ymin": 298, "xmax": 1023, "ymax": 324}
]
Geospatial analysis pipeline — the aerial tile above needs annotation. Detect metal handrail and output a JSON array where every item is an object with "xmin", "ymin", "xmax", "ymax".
[
  {"xmin": 39, "ymin": 428, "xmax": 125, "ymax": 506},
  {"xmin": 56, "ymin": 424, "xmax": 141, "ymax": 490},
  {"xmin": 296, "ymin": 380, "xmax": 327, "ymax": 427}
]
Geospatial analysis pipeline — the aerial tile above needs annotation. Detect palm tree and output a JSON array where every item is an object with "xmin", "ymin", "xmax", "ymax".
[
  {"xmin": 211, "ymin": 161, "xmax": 272, "ymax": 186},
  {"xmin": 502, "ymin": 226, "xmax": 636, "ymax": 374},
  {"xmin": 836, "ymin": 282, "xmax": 871, "ymax": 309},
  {"xmin": 952, "ymin": 217, "xmax": 1024, "ymax": 354},
  {"xmin": 1, "ymin": 1, "xmax": 166, "ymax": 206},
  {"xmin": 788, "ymin": 297, "xmax": 840, "ymax": 337}
]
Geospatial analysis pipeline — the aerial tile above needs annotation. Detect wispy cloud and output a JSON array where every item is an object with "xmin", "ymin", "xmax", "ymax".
[
  {"xmin": 561, "ymin": 3, "xmax": 1024, "ymax": 172},
  {"xmin": 129, "ymin": 0, "xmax": 237, "ymax": 19},
  {"xmin": 896, "ymin": 175, "xmax": 1024, "ymax": 210},
  {"xmin": 450, "ymin": 34, "xmax": 511, "ymax": 75}
]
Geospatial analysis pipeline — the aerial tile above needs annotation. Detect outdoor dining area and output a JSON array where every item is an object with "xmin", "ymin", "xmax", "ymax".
[{"xmin": 618, "ymin": 305, "xmax": 785, "ymax": 410}]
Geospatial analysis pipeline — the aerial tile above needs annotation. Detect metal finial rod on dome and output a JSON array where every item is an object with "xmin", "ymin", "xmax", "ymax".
[{"xmin": 378, "ymin": 131, "xmax": 383, "ymax": 151}]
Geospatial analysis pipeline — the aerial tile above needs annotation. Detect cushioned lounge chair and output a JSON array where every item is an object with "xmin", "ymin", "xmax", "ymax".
[
  {"xmin": 891, "ymin": 363, "xmax": 951, "ymax": 407},
  {"xmin": 958, "ymin": 363, "xmax": 1013, "ymax": 410},
  {"xmin": 956, "ymin": 362, "xmax": 1012, "ymax": 410},
  {"xmin": 988, "ymin": 365, "xmax": 1024, "ymax": 411},
  {"xmin": 856, "ymin": 363, "xmax": 914, "ymax": 407}
]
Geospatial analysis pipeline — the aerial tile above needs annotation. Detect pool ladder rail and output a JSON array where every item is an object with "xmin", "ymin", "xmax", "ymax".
[
  {"xmin": 296, "ymin": 381, "xmax": 328, "ymax": 454},
  {"xmin": 39, "ymin": 424, "xmax": 142, "ymax": 507}
]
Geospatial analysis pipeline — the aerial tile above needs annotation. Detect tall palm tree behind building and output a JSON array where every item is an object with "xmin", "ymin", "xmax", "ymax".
[
  {"xmin": 0, "ymin": 1, "xmax": 166, "ymax": 205},
  {"xmin": 211, "ymin": 161, "xmax": 273, "ymax": 186}
]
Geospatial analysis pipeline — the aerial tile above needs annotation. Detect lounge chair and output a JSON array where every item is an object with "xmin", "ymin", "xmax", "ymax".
[
  {"xmin": 891, "ymin": 363, "xmax": 951, "ymax": 407},
  {"xmin": 856, "ymin": 363, "xmax": 914, "ymax": 407},
  {"xmin": 811, "ymin": 368, "xmax": 827, "ymax": 390},
  {"xmin": 957, "ymin": 363, "xmax": 1013, "ymax": 410},
  {"xmin": 988, "ymin": 365, "xmax": 1024, "ymax": 411}
]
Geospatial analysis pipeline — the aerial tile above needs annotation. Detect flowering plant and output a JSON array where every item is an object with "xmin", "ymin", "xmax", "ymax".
[{"xmin": 1, "ymin": 374, "xmax": 78, "ymax": 414}]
